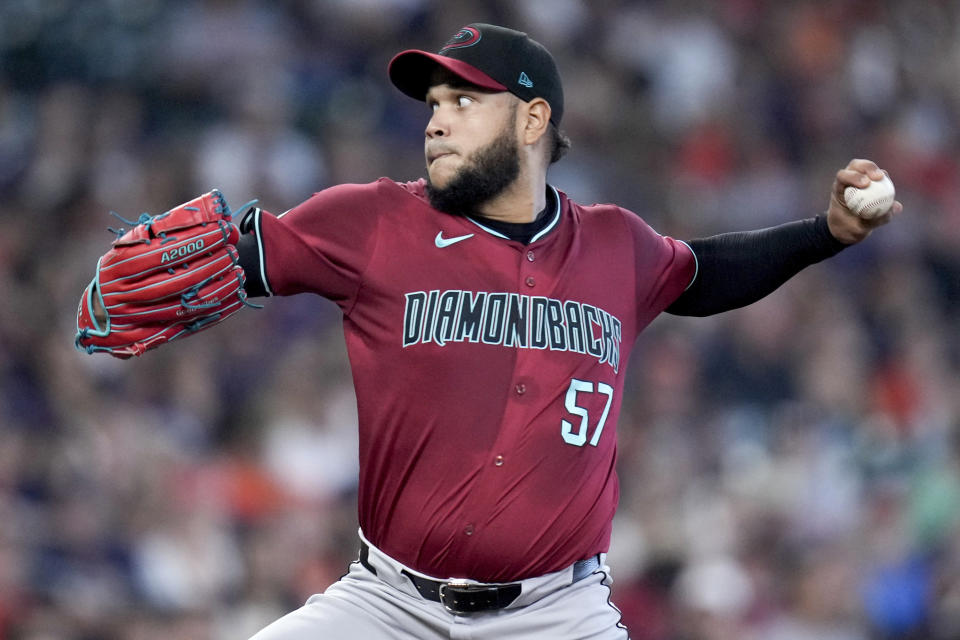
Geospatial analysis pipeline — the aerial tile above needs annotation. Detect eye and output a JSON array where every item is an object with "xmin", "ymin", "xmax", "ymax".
[
  {"xmin": 457, "ymin": 95, "xmax": 473, "ymax": 108},
  {"xmin": 429, "ymin": 101, "xmax": 439, "ymax": 113}
]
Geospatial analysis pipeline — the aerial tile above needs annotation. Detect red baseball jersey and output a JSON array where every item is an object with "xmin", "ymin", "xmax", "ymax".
[{"xmin": 252, "ymin": 178, "xmax": 695, "ymax": 582}]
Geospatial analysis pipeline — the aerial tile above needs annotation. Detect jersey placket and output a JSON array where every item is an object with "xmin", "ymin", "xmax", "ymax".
[{"xmin": 455, "ymin": 237, "xmax": 556, "ymax": 566}]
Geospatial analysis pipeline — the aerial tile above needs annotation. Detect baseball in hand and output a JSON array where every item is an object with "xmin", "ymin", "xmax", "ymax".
[{"xmin": 843, "ymin": 174, "xmax": 895, "ymax": 219}]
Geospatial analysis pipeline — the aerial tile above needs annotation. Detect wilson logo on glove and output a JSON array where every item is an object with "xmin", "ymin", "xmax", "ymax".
[
  {"xmin": 75, "ymin": 189, "xmax": 261, "ymax": 358},
  {"xmin": 161, "ymin": 239, "xmax": 206, "ymax": 264}
]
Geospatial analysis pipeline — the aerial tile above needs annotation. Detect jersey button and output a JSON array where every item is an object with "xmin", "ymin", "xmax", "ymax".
[
  {"xmin": 515, "ymin": 383, "xmax": 526, "ymax": 395},
  {"xmin": 526, "ymin": 250, "xmax": 535, "ymax": 262},
  {"xmin": 464, "ymin": 524, "xmax": 474, "ymax": 536},
  {"xmin": 525, "ymin": 276, "xmax": 536, "ymax": 287},
  {"xmin": 494, "ymin": 455, "xmax": 504, "ymax": 466}
]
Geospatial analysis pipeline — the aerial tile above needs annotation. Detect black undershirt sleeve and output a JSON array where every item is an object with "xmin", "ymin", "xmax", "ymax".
[
  {"xmin": 666, "ymin": 215, "xmax": 848, "ymax": 317},
  {"xmin": 236, "ymin": 234, "xmax": 267, "ymax": 298}
]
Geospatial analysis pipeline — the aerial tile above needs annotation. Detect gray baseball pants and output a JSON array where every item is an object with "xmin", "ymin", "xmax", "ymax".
[{"xmin": 249, "ymin": 531, "xmax": 630, "ymax": 639}]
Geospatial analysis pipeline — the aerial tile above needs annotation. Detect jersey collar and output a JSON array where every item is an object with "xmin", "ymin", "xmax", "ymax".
[{"xmin": 466, "ymin": 185, "xmax": 562, "ymax": 244}]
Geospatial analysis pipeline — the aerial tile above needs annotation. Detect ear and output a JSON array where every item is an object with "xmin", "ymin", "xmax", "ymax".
[{"xmin": 520, "ymin": 98, "xmax": 551, "ymax": 146}]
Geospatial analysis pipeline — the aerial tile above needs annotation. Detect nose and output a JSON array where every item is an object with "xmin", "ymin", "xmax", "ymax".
[{"xmin": 425, "ymin": 109, "xmax": 448, "ymax": 139}]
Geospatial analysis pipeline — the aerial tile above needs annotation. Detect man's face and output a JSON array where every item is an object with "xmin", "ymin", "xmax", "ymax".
[{"xmin": 423, "ymin": 82, "xmax": 521, "ymax": 215}]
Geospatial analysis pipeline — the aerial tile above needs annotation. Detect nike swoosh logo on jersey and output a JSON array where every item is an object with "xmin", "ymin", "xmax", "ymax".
[{"xmin": 435, "ymin": 231, "xmax": 474, "ymax": 248}]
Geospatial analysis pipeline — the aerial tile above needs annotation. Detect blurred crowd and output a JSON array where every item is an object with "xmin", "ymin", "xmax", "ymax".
[{"xmin": 2, "ymin": 0, "xmax": 960, "ymax": 638}]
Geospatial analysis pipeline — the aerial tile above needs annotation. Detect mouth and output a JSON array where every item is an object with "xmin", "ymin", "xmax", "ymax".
[{"xmin": 427, "ymin": 148, "xmax": 456, "ymax": 165}]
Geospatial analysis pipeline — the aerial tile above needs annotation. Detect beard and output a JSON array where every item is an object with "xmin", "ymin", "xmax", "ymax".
[{"xmin": 425, "ymin": 124, "xmax": 521, "ymax": 217}]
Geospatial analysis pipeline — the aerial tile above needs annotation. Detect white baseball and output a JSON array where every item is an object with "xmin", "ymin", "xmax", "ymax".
[{"xmin": 843, "ymin": 173, "xmax": 895, "ymax": 219}]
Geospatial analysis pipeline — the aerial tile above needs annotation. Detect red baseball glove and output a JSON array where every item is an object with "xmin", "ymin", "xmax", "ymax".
[{"xmin": 75, "ymin": 189, "xmax": 259, "ymax": 358}]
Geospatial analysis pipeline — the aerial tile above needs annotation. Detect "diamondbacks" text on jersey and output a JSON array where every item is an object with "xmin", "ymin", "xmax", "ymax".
[{"xmin": 402, "ymin": 290, "xmax": 622, "ymax": 372}]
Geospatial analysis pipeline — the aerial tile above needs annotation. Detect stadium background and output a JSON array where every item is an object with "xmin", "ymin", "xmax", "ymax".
[{"xmin": 2, "ymin": 1, "xmax": 959, "ymax": 638}]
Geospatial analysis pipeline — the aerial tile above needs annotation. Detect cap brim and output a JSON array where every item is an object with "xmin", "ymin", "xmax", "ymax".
[{"xmin": 388, "ymin": 50, "xmax": 508, "ymax": 101}]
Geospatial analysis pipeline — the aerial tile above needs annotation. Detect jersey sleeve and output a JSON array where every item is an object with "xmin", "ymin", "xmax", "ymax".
[
  {"xmin": 622, "ymin": 210, "xmax": 697, "ymax": 321},
  {"xmin": 242, "ymin": 181, "xmax": 385, "ymax": 308}
]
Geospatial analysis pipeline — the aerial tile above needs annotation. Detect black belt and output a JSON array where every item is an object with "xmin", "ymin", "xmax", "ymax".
[{"xmin": 358, "ymin": 541, "xmax": 601, "ymax": 614}]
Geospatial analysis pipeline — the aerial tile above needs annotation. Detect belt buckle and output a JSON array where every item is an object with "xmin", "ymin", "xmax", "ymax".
[{"xmin": 438, "ymin": 580, "xmax": 480, "ymax": 614}]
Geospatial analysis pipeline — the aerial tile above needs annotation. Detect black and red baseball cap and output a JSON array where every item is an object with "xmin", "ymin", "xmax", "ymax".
[{"xmin": 388, "ymin": 23, "xmax": 564, "ymax": 126}]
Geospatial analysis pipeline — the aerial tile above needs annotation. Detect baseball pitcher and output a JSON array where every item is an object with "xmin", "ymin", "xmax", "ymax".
[{"xmin": 75, "ymin": 23, "xmax": 901, "ymax": 640}]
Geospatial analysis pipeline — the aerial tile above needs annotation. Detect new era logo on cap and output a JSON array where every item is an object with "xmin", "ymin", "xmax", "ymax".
[{"xmin": 388, "ymin": 23, "xmax": 565, "ymax": 126}]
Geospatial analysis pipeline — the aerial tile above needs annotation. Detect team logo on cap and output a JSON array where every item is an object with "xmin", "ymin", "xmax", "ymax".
[{"xmin": 441, "ymin": 26, "xmax": 481, "ymax": 51}]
